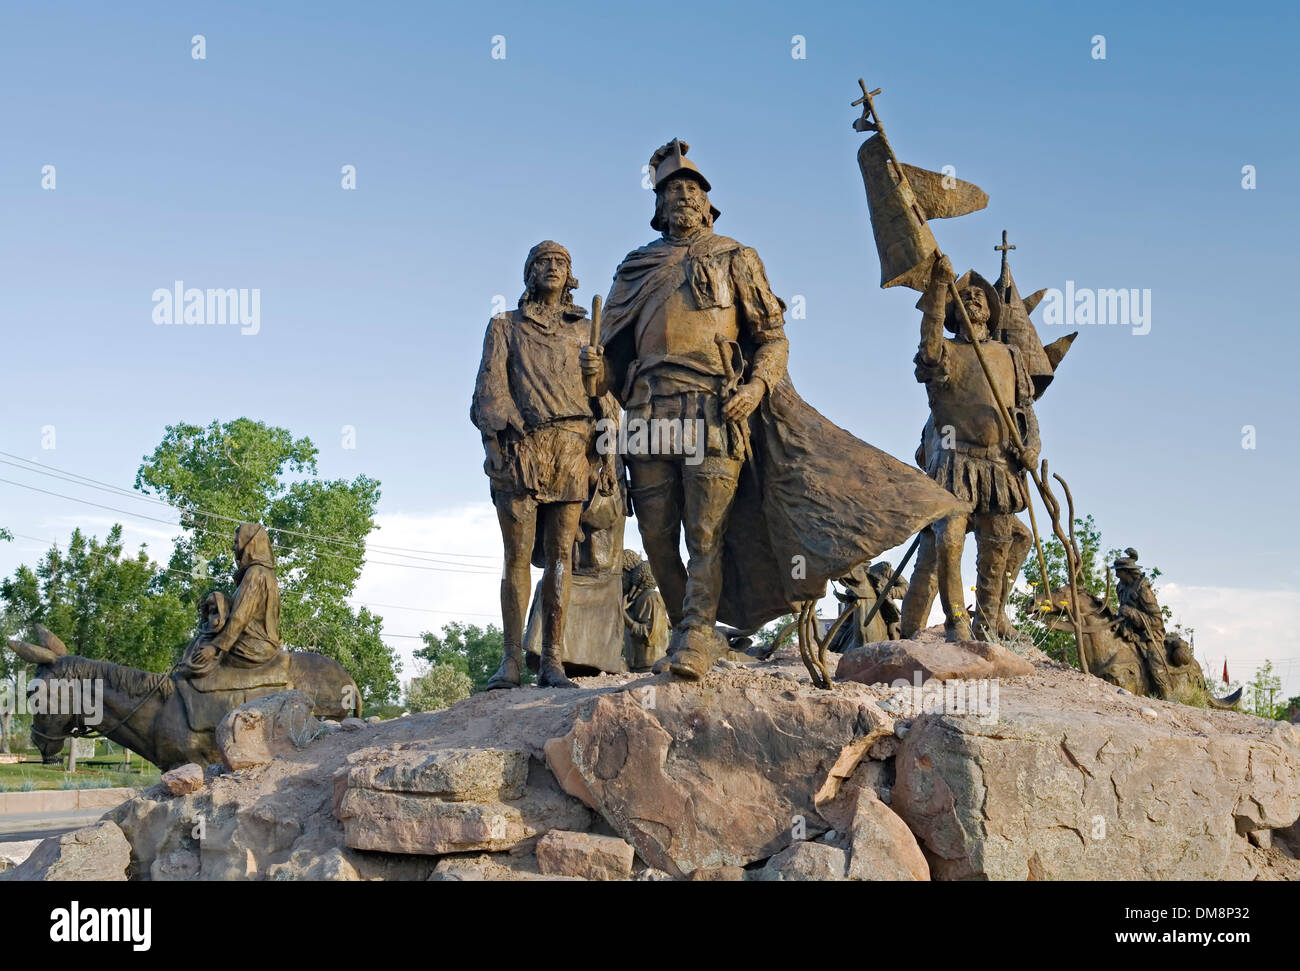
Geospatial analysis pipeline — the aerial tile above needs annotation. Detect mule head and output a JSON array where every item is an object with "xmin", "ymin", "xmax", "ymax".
[
  {"xmin": 1036, "ymin": 587, "xmax": 1107, "ymax": 633},
  {"xmin": 6, "ymin": 626, "xmax": 79, "ymax": 763}
]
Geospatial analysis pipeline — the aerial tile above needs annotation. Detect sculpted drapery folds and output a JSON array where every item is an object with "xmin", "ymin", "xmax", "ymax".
[
  {"xmin": 178, "ymin": 523, "xmax": 282, "ymax": 676},
  {"xmin": 583, "ymin": 139, "xmax": 964, "ymax": 679}
]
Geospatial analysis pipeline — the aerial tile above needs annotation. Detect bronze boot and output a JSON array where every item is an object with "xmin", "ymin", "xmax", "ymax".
[
  {"xmin": 538, "ymin": 641, "xmax": 576, "ymax": 689},
  {"xmin": 668, "ymin": 624, "xmax": 723, "ymax": 681},
  {"xmin": 485, "ymin": 641, "xmax": 523, "ymax": 690}
]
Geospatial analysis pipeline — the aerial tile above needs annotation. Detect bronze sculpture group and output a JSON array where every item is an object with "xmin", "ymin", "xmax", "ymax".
[
  {"xmin": 1, "ymin": 79, "xmax": 1220, "ymax": 780},
  {"xmin": 476, "ymin": 137, "xmax": 960, "ymax": 686},
  {"xmin": 471, "ymin": 85, "xmax": 1215, "ymax": 706}
]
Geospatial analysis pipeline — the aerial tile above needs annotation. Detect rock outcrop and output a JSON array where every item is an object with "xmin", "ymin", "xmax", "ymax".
[
  {"xmin": 0, "ymin": 822, "xmax": 130, "ymax": 882},
  {"xmin": 891, "ymin": 669, "xmax": 1300, "ymax": 880},
  {"xmin": 2, "ymin": 640, "xmax": 1289, "ymax": 882},
  {"xmin": 543, "ymin": 669, "xmax": 893, "ymax": 877},
  {"xmin": 216, "ymin": 690, "xmax": 322, "ymax": 771}
]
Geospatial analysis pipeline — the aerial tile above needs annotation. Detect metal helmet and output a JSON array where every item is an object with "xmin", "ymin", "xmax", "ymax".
[{"xmin": 649, "ymin": 139, "xmax": 721, "ymax": 231}]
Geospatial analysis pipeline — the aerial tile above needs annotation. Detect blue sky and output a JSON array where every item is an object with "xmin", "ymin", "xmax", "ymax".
[{"xmin": 2, "ymin": 0, "xmax": 1298, "ymax": 692}]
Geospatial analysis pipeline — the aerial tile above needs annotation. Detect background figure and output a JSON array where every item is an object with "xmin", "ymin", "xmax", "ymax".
[
  {"xmin": 621, "ymin": 550, "xmax": 669, "ymax": 671},
  {"xmin": 176, "ymin": 590, "xmax": 230, "ymax": 679},
  {"xmin": 1113, "ymin": 548, "xmax": 1173, "ymax": 697},
  {"xmin": 828, "ymin": 561, "xmax": 908, "ymax": 653}
]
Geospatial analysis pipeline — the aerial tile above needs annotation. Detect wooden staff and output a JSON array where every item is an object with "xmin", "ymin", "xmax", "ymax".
[{"xmin": 585, "ymin": 294, "xmax": 602, "ymax": 397}]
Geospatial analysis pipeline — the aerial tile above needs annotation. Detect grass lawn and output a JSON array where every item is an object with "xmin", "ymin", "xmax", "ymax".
[{"xmin": 0, "ymin": 758, "xmax": 160, "ymax": 792}]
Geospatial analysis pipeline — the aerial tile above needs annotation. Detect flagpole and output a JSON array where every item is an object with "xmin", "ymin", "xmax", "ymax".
[{"xmin": 853, "ymin": 79, "xmax": 1087, "ymax": 668}]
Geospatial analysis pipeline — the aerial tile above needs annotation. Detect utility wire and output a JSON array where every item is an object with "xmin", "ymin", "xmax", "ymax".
[{"xmin": 0, "ymin": 451, "xmax": 496, "ymax": 561}]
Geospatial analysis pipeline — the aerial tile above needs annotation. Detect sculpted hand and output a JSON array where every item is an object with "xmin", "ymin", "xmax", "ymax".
[
  {"xmin": 723, "ymin": 382, "xmax": 764, "ymax": 422},
  {"xmin": 579, "ymin": 345, "xmax": 603, "ymax": 380},
  {"xmin": 187, "ymin": 645, "xmax": 217, "ymax": 672},
  {"xmin": 1010, "ymin": 443, "xmax": 1039, "ymax": 472},
  {"xmin": 933, "ymin": 253, "xmax": 955, "ymax": 284}
]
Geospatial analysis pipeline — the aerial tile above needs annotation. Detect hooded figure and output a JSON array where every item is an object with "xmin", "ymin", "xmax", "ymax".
[
  {"xmin": 176, "ymin": 590, "xmax": 231, "ymax": 679},
  {"xmin": 208, "ymin": 523, "xmax": 283, "ymax": 669}
]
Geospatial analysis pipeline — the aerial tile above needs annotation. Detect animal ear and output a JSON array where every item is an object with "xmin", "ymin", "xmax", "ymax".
[
  {"xmin": 6, "ymin": 639, "xmax": 59, "ymax": 666},
  {"xmin": 35, "ymin": 625, "xmax": 68, "ymax": 656}
]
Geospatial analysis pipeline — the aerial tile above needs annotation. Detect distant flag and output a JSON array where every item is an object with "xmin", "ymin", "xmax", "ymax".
[{"xmin": 1222, "ymin": 658, "xmax": 1229, "ymax": 685}]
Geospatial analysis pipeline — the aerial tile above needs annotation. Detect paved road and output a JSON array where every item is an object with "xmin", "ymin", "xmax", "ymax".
[{"xmin": 0, "ymin": 808, "xmax": 107, "ymax": 842}]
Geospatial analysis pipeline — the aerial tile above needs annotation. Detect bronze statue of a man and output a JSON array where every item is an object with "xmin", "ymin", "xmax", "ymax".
[
  {"xmin": 913, "ymin": 255, "xmax": 1040, "ymax": 641},
  {"xmin": 583, "ymin": 140, "xmax": 964, "ymax": 678},
  {"xmin": 472, "ymin": 241, "xmax": 600, "ymax": 690},
  {"xmin": 899, "ymin": 416, "xmax": 1033, "ymax": 638},
  {"xmin": 581, "ymin": 140, "xmax": 787, "ymax": 678}
]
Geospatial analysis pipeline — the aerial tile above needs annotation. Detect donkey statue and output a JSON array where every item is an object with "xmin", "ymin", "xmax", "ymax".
[
  {"xmin": 5, "ymin": 626, "xmax": 361, "ymax": 771},
  {"xmin": 1040, "ymin": 587, "xmax": 1239, "ymax": 708}
]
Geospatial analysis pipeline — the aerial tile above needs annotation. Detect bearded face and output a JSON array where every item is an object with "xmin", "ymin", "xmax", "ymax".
[
  {"xmin": 659, "ymin": 175, "xmax": 711, "ymax": 237},
  {"xmin": 959, "ymin": 286, "xmax": 990, "ymax": 337}
]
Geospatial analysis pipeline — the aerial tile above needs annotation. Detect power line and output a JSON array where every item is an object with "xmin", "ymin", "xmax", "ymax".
[
  {"xmin": 0, "ymin": 451, "xmax": 496, "ymax": 561},
  {"xmin": 2, "ymin": 535, "xmax": 492, "ymax": 640},
  {"xmin": 0, "ymin": 477, "xmax": 500, "ymax": 575}
]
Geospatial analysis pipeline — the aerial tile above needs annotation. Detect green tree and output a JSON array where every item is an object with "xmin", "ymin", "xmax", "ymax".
[
  {"xmin": 416, "ymin": 621, "xmax": 524, "ymax": 692},
  {"xmin": 0, "ymin": 525, "xmax": 192, "ymax": 673},
  {"xmin": 404, "ymin": 661, "xmax": 473, "ymax": 712},
  {"xmin": 1244, "ymin": 661, "xmax": 1284, "ymax": 720},
  {"xmin": 750, "ymin": 613, "xmax": 795, "ymax": 656},
  {"xmin": 1012, "ymin": 515, "xmax": 1190, "ymax": 667},
  {"xmin": 135, "ymin": 418, "xmax": 400, "ymax": 706}
]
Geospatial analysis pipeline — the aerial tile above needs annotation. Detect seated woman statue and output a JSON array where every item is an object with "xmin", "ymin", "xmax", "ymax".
[{"xmin": 178, "ymin": 523, "xmax": 283, "ymax": 679}]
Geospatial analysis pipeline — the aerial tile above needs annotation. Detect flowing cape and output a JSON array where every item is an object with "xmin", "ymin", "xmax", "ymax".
[{"xmin": 602, "ymin": 234, "xmax": 965, "ymax": 630}]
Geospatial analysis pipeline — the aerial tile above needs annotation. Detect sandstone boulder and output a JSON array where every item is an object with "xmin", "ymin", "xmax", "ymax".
[
  {"xmin": 536, "ymin": 830, "xmax": 635, "ymax": 880},
  {"xmin": 544, "ymin": 668, "xmax": 892, "ymax": 877},
  {"xmin": 892, "ymin": 691, "xmax": 1300, "ymax": 880},
  {"xmin": 430, "ymin": 852, "xmax": 584, "ymax": 881},
  {"xmin": 217, "ymin": 690, "xmax": 321, "ymax": 771},
  {"xmin": 836, "ymin": 633, "xmax": 1034, "ymax": 685},
  {"xmin": 842, "ymin": 786, "xmax": 929, "ymax": 880},
  {"xmin": 336, "ymin": 748, "xmax": 590, "ymax": 856},
  {"xmin": 757, "ymin": 841, "xmax": 847, "ymax": 881},
  {"xmin": 161, "ymin": 763, "xmax": 205, "ymax": 796},
  {"xmin": 0, "ymin": 822, "xmax": 130, "ymax": 882},
  {"xmin": 0, "ymin": 840, "xmax": 40, "ymax": 873},
  {"xmin": 266, "ymin": 846, "xmax": 360, "ymax": 881}
]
